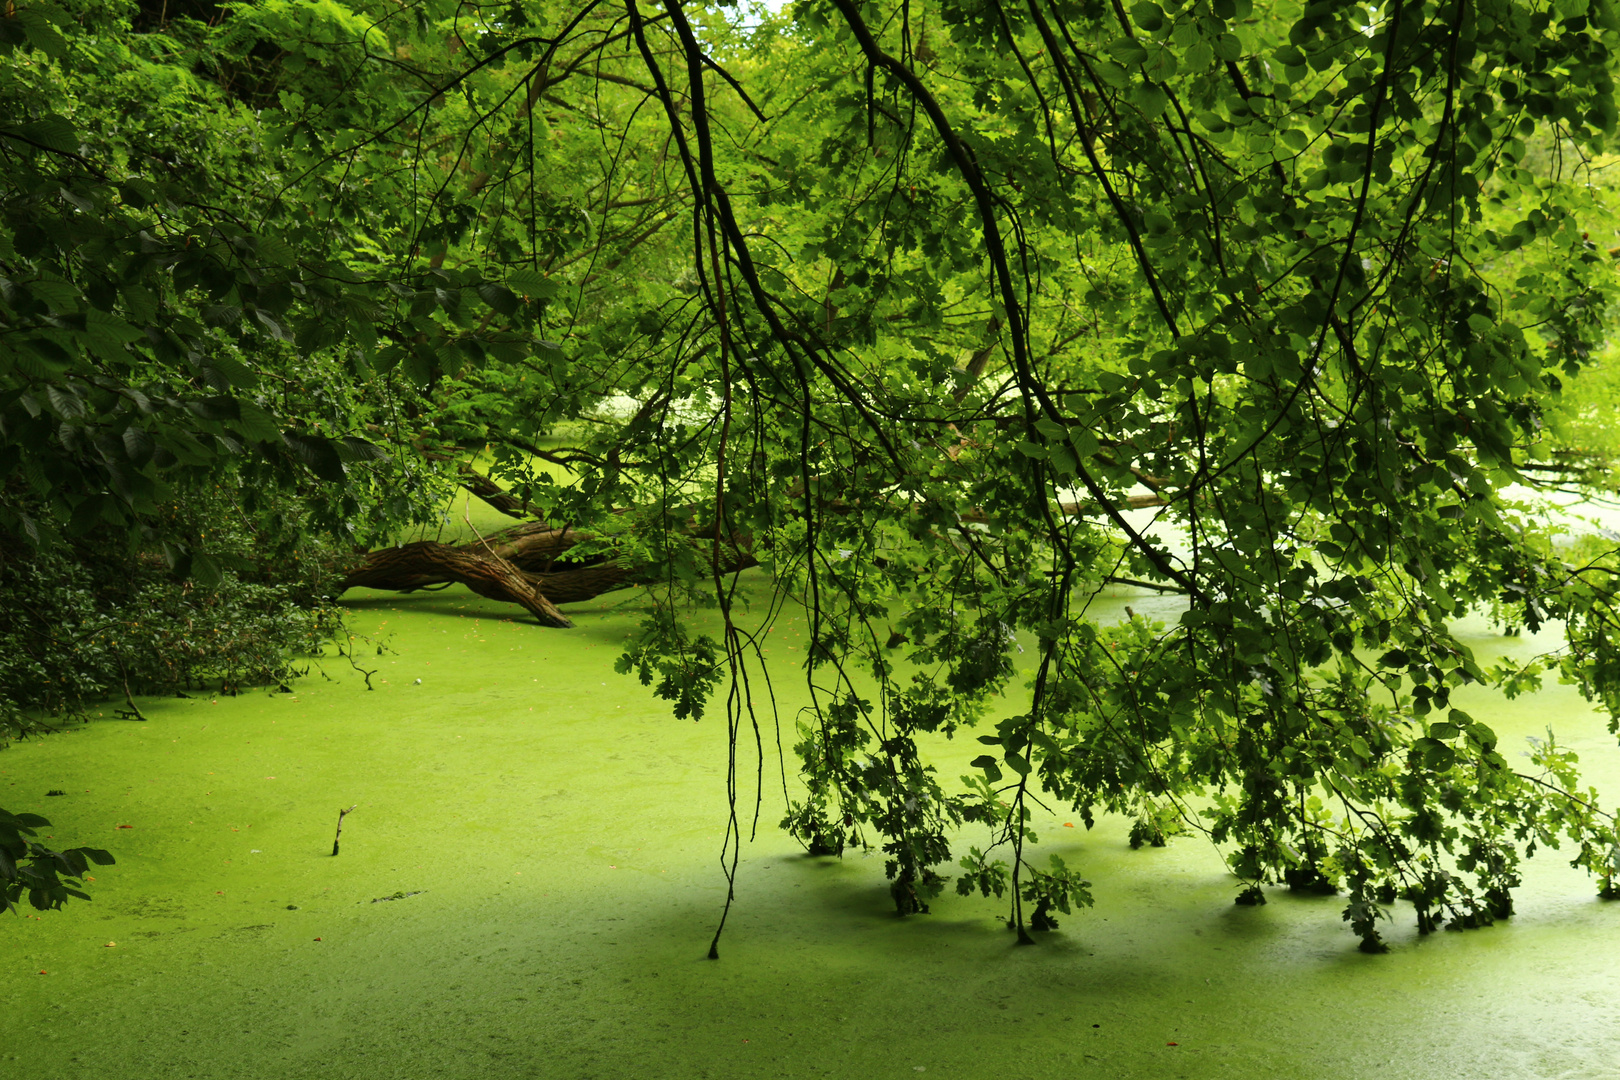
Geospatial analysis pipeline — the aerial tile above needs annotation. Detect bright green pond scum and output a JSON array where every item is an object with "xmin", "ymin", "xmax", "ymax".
[{"xmin": 3, "ymin": 573, "xmax": 1619, "ymax": 1080}]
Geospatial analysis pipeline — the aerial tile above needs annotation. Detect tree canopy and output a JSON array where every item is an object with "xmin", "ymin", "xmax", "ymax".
[{"xmin": 5, "ymin": 0, "xmax": 1620, "ymax": 952}]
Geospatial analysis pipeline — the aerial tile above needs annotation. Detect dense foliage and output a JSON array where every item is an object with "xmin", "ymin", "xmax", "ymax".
[
  {"xmin": 0, "ymin": 528, "xmax": 341, "ymax": 739},
  {"xmin": 5, "ymin": 0, "xmax": 1620, "ymax": 953}
]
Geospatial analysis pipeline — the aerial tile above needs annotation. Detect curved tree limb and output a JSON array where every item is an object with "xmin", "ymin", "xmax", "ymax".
[{"xmin": 341, "ymin": 540, "xmax": 574, "ymax": 627}]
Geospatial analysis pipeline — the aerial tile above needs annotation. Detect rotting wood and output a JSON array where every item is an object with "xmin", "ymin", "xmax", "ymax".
[{"xmin": 340, "ymin": 540, "xmax": 574, "ymax": 627}]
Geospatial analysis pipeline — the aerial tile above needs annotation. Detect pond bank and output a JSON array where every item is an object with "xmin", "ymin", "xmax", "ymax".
[{"xmin": 2, "ymin": 583, "xmax": 1618, "ymax": 1079}]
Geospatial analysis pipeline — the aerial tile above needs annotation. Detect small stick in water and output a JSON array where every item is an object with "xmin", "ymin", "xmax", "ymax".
[{"xmin": 332, "ymin": 804, "xmax": 357, "ymax": 856}]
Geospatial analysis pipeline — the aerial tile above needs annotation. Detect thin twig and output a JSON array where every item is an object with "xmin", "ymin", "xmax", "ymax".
[{"xmin": 332, "ymin": 804, "xmax": 358, "ymax": 856}]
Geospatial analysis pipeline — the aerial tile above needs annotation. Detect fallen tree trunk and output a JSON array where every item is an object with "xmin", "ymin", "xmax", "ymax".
[
  {"xmin": 338, "ymin": 523, "xmax": 760, "ymax": 622},
  {"xmin": 475, "ymin": 521, "xmax": 585, "ymax": 568},
  {"xmin": 335, "ymin": 466, "xmax": 1161, "ymax": 624},
  {"xmin": 340, "ymin": 540, "xmax": 575, "ymax": 628}
]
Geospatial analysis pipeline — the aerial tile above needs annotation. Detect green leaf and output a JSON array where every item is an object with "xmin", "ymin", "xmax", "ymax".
[
  {"xmin": 190, "ymin": 551, "xmax": 224, "ymax": 589},
  {"xmin": 7, "ymin": 114, "xmax": 79, "ymax": 155},
  {"xmin": 67, "ymin": 494, "xmax": 107, "ymax": 536},
  {"xmin": 197, "ymin": 354, "xmax": 258, "ymax": 392},
  {"xmin": 1273, "ymin": 44, "xmax": 1306, "ymax": 67},
  {"xmin": 250, "ymin": 235, "xmax": 297, "ymax": 267},
  {"xmin": 402, "ymin": 346, "xmax": 435, "ymax": 386},
  {"xmin": 185, "ymin": 396, "xmax": 240, "ymax": 422},
  {"xmin": 235, "ymin": 400, "xmax": 281, "ymax": 444},
  {"xmin": 336, "ymin": 436, "xmax": 388, "ymax": 462},
  {"xmin": 1212, "ymin": 32, "xmax": 1243, "ymax": 62},
  {"xmin": 201, "ymin": 304, "xmax": 244, "ymax": 327},
  {"xmin": 45, "ymin": 384, "xmax": 85, "ymax": 420},
  {"xmin": 506, "ymin": 269, "xmax": 558, "ymax": 299},
  {"xmin": 118, "ymin": 180, "xmax": 153, "ymax": 209},
  {"xmin": 1068, "ymin": 428, "xmax": 1099, "ymax": 457},
  {"xmin": 254, "ymin": 310, "xmax": 292, "ymax": 341},
  {"xmin": 295, "ymin": 317, "xmax": 342, "ymax": 354},
  {"xmin": 15, "ymin": 7, "xmax": 68, "ymax": 58},
  {"xmin": 122, "ymin": 425, "xmax": 154, "ymax": 466},
  {"xmin": 282, "ymin": 432, "xmax": 346, "ymax": 483},
  {"xmin": 1416, "ymin": 738, "xmax": 1457, "ymax": 771},
  {"xmin": 1129, "ymin": 2, "xmax": 1164, "ymax": 31},
  {"xmin": 20, "ymin": 337, "xmax": 73, "ymax": 374},
  {"xmin": 1107, "ymin": 37, "xmax": 1149, "ymax": 66},
  {"xmin": 477, "ymin": 283, "xmax": 520, "ymax": 315}
]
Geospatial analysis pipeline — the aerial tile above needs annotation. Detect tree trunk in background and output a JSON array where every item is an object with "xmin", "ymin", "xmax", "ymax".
[
  {"xmin": 340, "ymin": 539, "xmax": 576, "ymax": 628},
  {"xmin": 335, "ymin": 473, "xmax": 1155, "ymax": 625},
  {"xmin": 338, "ymin": 520, "xmax": 761, "ymax": 624}
]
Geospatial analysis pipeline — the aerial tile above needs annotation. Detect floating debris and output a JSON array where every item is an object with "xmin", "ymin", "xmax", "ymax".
[{"xmin": 369, "ymin": 890, "xmax": 425, "ymax": 904}]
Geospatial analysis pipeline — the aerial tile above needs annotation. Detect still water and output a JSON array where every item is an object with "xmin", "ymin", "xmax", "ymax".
[{"xmin": 1, "ymin": 574, "xmax": 1616, "ymax": 1080}]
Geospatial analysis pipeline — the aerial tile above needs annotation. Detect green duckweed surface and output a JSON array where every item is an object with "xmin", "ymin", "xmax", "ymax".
[{"xmin": 3, "ymin": 578, "xmax": 1619, "ymax": 1080}]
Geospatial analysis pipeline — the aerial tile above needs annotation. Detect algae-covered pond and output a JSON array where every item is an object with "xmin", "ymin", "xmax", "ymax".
[{"xmin": 3, "ymin": 577, "xmax": 1619, "ymax": 1079}]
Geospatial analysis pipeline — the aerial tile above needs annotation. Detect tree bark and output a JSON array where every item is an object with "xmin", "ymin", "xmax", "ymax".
[
  {"xmin": 337, "ymin": 522, "xmax": 761, "ymax": 622},
  {"xmin": 340, "ymin": 540, "xmax": 575, "ymax": 627},
  {"xmin": 453, "ymin": 468, "xmax": 543, "ymax": 520}
]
